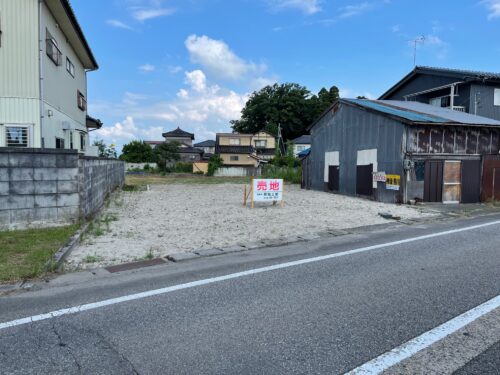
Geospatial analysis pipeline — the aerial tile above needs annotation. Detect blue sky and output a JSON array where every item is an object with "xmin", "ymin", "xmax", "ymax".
[{"xmin": 72, "ymin": 0, "xmax": 500, "ymax": 150}]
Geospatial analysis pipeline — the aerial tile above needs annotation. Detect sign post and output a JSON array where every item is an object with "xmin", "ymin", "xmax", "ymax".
[{"xmin": 244, "ymin": 178, "xmax": 284, "ymax": 208}]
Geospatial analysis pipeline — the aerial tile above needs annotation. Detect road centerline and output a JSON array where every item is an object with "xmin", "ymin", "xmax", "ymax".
[{"xmin": 1, "ymin": 220, "xmax": 499, "ymax": 332}]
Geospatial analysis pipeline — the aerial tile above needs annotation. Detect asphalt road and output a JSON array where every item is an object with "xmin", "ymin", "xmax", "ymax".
[{"xmin": 0, "ymin": 214, "xmax": 499, "ymax": 374}]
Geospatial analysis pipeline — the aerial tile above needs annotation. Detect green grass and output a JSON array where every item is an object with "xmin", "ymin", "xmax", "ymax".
[
  {"xmin": 83, "ymin": 254, "xmax": 104, "ymax": 263},
  {"xmin": 0, "ymin": 225, "xmax": 79, "ymax": 283}
]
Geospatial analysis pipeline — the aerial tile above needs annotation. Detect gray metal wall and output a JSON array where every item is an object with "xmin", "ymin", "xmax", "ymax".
[
  {"xmin": 383, "ymin": 75, "xmax": 461, "ymax": 100},
  {"xmin": 470, "ymin": 83, "xmax": 500, "ymax": 121},
  {"xmin": 308, "ymin": 103, "xmax": 406, "ymax": 203}
]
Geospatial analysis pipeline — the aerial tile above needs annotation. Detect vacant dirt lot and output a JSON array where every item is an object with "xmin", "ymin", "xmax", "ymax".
[{"xmin": 67, "ymin": 181, "xmax": 433, "ymax": 269}]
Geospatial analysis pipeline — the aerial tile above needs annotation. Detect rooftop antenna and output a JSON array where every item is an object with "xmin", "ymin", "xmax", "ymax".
[{"xmin": 411, "ymin": 36, "xmax": 425, "ymax": 66}]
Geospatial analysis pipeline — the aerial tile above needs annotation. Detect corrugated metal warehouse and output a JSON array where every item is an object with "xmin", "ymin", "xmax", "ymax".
[{"xmin": 303, "ymin": 99, "xmax": 500, "ymax": 204}]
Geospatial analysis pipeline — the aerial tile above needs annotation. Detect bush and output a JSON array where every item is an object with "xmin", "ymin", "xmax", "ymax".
[
  {"xmin": 207, "ymin": 155, "xmax": 223, "ymax": 176},
  {"xmin": 262, "ymin": 165, "xmax": 302, "ymax": 184},
  {"xmin": 169, "ymin": 162, "xmax": 193, "ymax": 173}
]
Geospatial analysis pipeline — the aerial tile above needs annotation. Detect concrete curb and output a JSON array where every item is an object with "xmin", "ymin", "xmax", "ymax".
[
  {"xmin": 164, "ymin": 220, "xmax": 407, "ymax": 263},
  {"xmin": 47, "ymin": 223, "xmax": 89, "ymax": 271}
]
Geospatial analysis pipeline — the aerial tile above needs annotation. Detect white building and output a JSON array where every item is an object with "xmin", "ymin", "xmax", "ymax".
[
  {"xmin": 0, "ymin": 0, "xmax": 100, "ymax": 155},
  {"xmin": 290, "ymin": 135, "xmax": 311, "ymax": 157}
]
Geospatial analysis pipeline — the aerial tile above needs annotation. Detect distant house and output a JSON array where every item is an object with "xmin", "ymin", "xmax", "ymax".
[
  {"xmin": 0, "ymin": 0, "xmax": 101, "ymax": 155},
  {"xmin": 162, "ymin": 127, "xmax": 195, "ymax": 146},
  {"xmin": 379, "ymin": 66, "xmax": 500, "ymax": 121},
  {"xmin": 194, "ymin": 140, "xmax": 216, "ymax": 157},
  {"xmin": 290, "ymin": 135, "xmax": 311, "ymax": 157},
  {"xmin": 304, "ymin": 98, "xmax": 500, "ymax": 204},
  {"xmin": 145, "ymin": 127, "xmax": 202, "ymax": 162},
  {"xmin": 215, "ymin": 131, "xmax": 276, "ymax": 168}
]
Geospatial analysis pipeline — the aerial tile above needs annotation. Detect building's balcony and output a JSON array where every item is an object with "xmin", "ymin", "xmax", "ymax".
[{"xmin": 447, "ymin": 106, "xmax": 466, "ymax": 112}]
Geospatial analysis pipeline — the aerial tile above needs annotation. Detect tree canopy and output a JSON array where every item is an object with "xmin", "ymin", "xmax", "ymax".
[
  {"xmin": 155, "ymin": 141, "xmax": 181, "ymax": 171},
  {"xmin": 119, "ymin": 140, "xmax": 156, "ymax": 163},
  {"xmin": 230, "ymin": 83, "xmax": 339, "ymax": 141},
  {"xmin": 92, "ymin": 139, "xmax": 117, "ymax": 159}
]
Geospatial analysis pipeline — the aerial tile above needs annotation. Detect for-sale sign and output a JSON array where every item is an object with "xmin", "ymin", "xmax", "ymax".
[{"xmin": 253, "ymin": 179, "xmax": 283, "ymax": 202}]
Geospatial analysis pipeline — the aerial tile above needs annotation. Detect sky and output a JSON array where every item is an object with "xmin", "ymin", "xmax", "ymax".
[{"xmin": 71, "ymin": 0, "xmax": 500, "ymax": 151}]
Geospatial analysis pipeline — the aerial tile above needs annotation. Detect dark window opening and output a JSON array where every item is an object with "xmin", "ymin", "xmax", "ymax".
[
  {"xmin": 77, "ymin": 91, "xmax": 87, "ymax": 111},
  {"xmin": 414, "ymin": 161, "xmax": 425, "ymax": 181},
  {"xmin": 55, "ymin": 137, "xmax": 65, "ymax": 149},
  {"xmin": 46, "ymin": 29, "xmax": 62, "ymax": 66},
  {"xmin": 230, "ymin": 155, "xmax": 239, "ymax": 161}
]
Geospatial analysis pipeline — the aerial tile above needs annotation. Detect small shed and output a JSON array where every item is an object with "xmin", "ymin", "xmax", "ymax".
[{"xmin": 305, "ymin": 99, "xmax": 500, "ymax": 204}]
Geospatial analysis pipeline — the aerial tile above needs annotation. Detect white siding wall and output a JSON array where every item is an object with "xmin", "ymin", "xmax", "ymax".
[
  {"xmin": 0, "ymin": 0, "xmax": 41, "ymax": 146},
  {"xmin": 40, "ymin": 2, "xmax": 87, "ymax": 150}
]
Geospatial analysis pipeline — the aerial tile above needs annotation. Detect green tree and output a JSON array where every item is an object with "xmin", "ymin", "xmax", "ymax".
[
  {"xmin": 309, "ymin": 86, "xmax": 340, "ymax": 119},
  {"xmin": 92, "ymin": 139, "xmax": 117, "ymax": 158},
  {"xmin": 230, "ymin": 83, "xmax": 340, "ymax": 141},
  {"xmin": 230, "ymin": 83, "xmax": 314, "ymax": 141},
  {"xmin": 155, "ymin": 141, "xmax": 180, "ymax": 171},
  {"xmin": 119, "ymin": 140, "xmax": 156, "ymax": 163}
]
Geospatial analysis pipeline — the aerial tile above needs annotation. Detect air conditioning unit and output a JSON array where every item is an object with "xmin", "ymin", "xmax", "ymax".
[{"xmin": 62, "ymin": 121, "xmax": 74, "ymax": 130}]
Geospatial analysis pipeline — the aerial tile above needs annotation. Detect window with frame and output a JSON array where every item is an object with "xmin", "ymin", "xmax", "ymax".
[
  {"xmin": 66, "ymin": 58, "xmax": 75, "ymax": 77},
  {"xmin": 255, "ymin": 140, "xmax": 267, "ymax": 148},
  {"xmin": 296, "ymin": 145, "xmax": 306, "ymax": 152},
  {"xmin": 46, "ymin": 29, "xmax": 62, "ymax": 66},
  {"xmin": 77, "ymin": 91, "xmax": 87, "ymax": 111},
  {"xmin": 55, "ymin": 137, "xmax": 65, "ymax": 149},
  {"xmin": 69, "ymin": 131, "xmax": 74, "ymax": 149},
  {"xmin": 6, "ymin": 126, "xmax": 29, "ymax": 147},
  {"xmin": 80, "ymin": 133, "xmax": 86, "ymax": 151},
  {"xmin": 229, "ymin": 138, "xmax": 240, "ymax": 145},
  {"xmin": 230, "ymin": 155, "xmax": 239, "ymax": 161},
  {"xmin": 494, "ymin": 88, "xmax": 500, "ymax": 106}
]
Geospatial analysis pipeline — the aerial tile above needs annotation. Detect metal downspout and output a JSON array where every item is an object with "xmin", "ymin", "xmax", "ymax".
[{"xmin": 38, "ymin": 0, "xmax": 45, "ymax": 148}]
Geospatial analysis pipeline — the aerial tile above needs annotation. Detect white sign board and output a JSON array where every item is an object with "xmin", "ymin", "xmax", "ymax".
[
  {"xmin": 253, "ymin": 179, "xmax": 283, "ymax": 202},
  {"xmin": 373, "ymin": 171, "xmax": 387, "ymax": 183}
]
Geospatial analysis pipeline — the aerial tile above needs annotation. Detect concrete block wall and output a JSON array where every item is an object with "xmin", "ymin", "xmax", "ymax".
[
  {"xmin": 0, "ymin": 148, "xmax": 124, "ymax": 230},
  {"xmin": 79, "ymin": 157, "xmax": 125, "ymax": 219}
]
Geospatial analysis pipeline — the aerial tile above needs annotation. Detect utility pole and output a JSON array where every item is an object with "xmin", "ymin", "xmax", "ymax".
[{"xmin": 411, "ymin": 36, "xmax": 425, "ymax": 66}]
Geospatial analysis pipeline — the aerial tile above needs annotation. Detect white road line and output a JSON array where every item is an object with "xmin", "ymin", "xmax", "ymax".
[
  {"xmin": 1, "ymin": 220, "xmax": 499, "ymax": 332},
  {"xmin": 346, "ymin": 294, "xmax": 500, "ymax": 375}
]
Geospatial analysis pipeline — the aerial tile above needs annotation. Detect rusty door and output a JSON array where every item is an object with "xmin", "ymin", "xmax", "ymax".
[
  {"xmin": 461, "ymin": 160, "xmax": 481, "ymax": 203},
  {"xmin": 328, "ymin": 166, "xmax": 339, "ymax": 192},
  {"xmin": 424, "ymin": 160, "xmax": 443, "ymax": 202},
  {"xmin": 481, "ymin": 156, "xmax": 500, "ymax": 201}
]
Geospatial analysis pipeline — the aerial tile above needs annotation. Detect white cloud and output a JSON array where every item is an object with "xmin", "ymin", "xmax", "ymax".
[
  {"xmin": 139, "ymin": 64, "xmax": 156, "ymax": 72},
  {"xmin": 177, "ymin": 89, "xmax": 189, "ymax": 99},
  {"xmin": 338, "ymin": 2, "xmax": 373, "ymax": 18},
  {"xmin": 106, "ymin": 19, "xmax": 134, "ymax": 30},
  {"xmin": 185, "ymin": 34, "xmax": 265, "ymax": 81},
  {"xmin": 132, "ymin": 8, "xmax": 175, "ymax": 21},
  {"xmin": 168, "ymin": 65, "xmax": 183, "ymax": 74},
  {"xmin": 185, "ymin": 70, "xmax": 207, "ymax": 92},
  {"xmin": 269, "ymin": 0, "xmax": 322, "ymax": 14},
  {"xmin": 482, "ymin": 0, "xmax": 500, "ymax": 19},
  {"xmin": 95, "ymin": 116, "xmax": 139, "ymax": 142}
]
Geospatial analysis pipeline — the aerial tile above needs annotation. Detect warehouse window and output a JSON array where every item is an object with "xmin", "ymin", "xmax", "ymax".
[
  {"xmin": 77, "ymin": 91, "xmax": 87, "ymax": 111},
  {"xmin": 6, "ymin": 126, "xmax": 30, "ymax": 147},
  {"xmin": 414, "ymin": 161, "xmax": 425, "ymax": 181},
  {"xmin": 55, "ymin": 137, "xmax": 65, "ymax": 149},
  {"xmin": 494, "ymin": 88, "xmax": 500, "ymax": 106},
  {"xmin": 46, "ymin": 29, "xmax": 62, "ymax": 66},
  {"xmin": 230, "ymin": 155, "xmax": 239, "ymax": 161},
  {"xmin": 229, "ymin": 138, "xmax": 240, "ymax": 145}
]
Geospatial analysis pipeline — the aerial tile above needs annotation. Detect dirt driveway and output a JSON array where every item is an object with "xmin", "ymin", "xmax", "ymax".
[{"xmin": 67, "ymin": 179, "xmax": 433, "ymax": 269}]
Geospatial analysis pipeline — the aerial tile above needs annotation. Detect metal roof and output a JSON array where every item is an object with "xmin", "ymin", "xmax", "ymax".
[
  {"xmin": 379, "ymin": 66, "xmax": 500, "ymax": 99},
  {"xmin": 291, "ymin": 135, "xmax": 311, "ymax": 144},
  {"xmin": 342, "ymin": 99, "xmax": 500, "ymax": 127},
  {"xmin": 194, "ymin": 140, "xmax": 216, "ymax": 147}
]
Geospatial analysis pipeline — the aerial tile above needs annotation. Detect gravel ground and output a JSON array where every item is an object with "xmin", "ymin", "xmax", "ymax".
[{"xmin": 67, "ymin": 184, "xmax": 433, "ymax": 269}]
